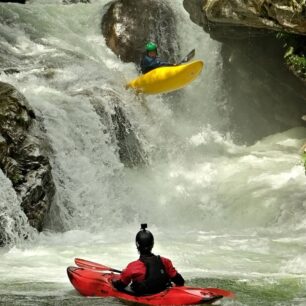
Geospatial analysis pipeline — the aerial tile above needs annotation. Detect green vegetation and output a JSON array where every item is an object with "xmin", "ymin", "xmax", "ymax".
[
  {"xmin": 284, "ymin": 47, "xmax": 306, "ymax": 79},
  {"xmin": 276, "ymin": 32, "xmax": 306, "ymax": 82},
  {"xmin": 10, "ymin": 172, "xmax": 23, "ymax": 186},
  {"xmin": 301, "ymin": 151, "xmax": 306, "ymax": 174}
]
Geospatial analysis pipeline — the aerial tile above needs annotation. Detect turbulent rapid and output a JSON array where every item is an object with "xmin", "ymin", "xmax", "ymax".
[{"xmin": 0, "ymin": 0, "xmax": 306, "ymax": 305}]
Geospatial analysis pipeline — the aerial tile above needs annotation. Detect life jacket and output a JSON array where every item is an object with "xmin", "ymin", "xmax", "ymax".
[
  {"xmin": 140, "ymin": 55, "xmax": 158, "ymax": 74},
  {"xmin": 140, "ymin": 55, "xmax": 170, "ymax": 74},
  {"xmin": 132, "ymin": 255, "xmax": 171, "ymax": 295}
]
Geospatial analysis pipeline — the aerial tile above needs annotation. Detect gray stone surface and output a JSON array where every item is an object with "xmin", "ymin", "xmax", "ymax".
[
  {"xmin": 0, "ymin": 82, "xmax": 55, "ymax": 232},
  {"xmin": 184, "ymin": 0, "xmax": 306, "ymax": 38},
  {"xmin": 101, "ymin": 0, "xmax": 179, "ymax": 66}
]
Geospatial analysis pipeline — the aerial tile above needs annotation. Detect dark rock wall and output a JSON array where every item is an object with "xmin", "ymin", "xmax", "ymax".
[
  {"xmin": 0, "ymin": 1, "xmax": 26, "ymax": 3},
  {"xmin": 221, "ymin": 34, "xmax": 306, "ymax": 143},
  {"xmin": 63, "ymin": 0, "xmax": 90, "ymax": 4},
  {"xmin": 72, "ymin": 88, "xmax": 147, "ymax": 168},
  {"xmin": 183, "ymin": 0, "xmax": 306, "ymax": 143},
  {"xmin": 0, "ymin": 82, "xmax": 55, "ymax": 232},
  {"xmin": 187, "ymin": 0, "xmax": 306, "ymax": 36},
  {"xmin": 102, "ymin": 0, "xmax": 179, "ymax": 66}
]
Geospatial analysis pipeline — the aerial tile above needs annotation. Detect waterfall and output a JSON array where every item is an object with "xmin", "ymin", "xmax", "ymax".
[
  {"xmin": 0, "ymin": 1, "xmax": 306, "ymax": 305},
  {"xmin": 0, "ymin": 0, "xmax": 306, "ymax": 239},
  {"xmin": 0, "ymin": 170, "xmax": 34, "ymax": 246}
]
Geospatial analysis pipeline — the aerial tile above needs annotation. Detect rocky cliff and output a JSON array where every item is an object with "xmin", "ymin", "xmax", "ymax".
[
  {"xmin": 184, "ymin": 0, "xmax": 306, "ymax": 36},
  {"xmin": 183, "ymin": 0, "xmax": 306, "ymax": 143},
  {"xmin": 0, "ymin": 82, "xmax": 55, "ymax": 233}
]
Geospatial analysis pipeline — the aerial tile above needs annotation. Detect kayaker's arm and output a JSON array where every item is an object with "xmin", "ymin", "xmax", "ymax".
[
  {"xmin": 171, "ymin": 272, "xmax": 185, "ymax": 286},
  {"xmin": 161, "ymin": 257, "xmax": 185, "ymax": 286},
  {"xmin": 141, "ymin": 55, "xmax": 174, "ymax": 74},
  {"xmin": 111, "ymin": 263, "xmax": 134, "ymax": 291}
]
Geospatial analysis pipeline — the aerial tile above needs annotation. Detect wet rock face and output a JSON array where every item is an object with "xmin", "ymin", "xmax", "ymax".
[
  {"xmin": 72, "ymin": 88, "xmax": 147, "ymax": 168},
  {"xmin": 63, "ymin": 0, "xmax": 90, "ymax": 4},
  {"xmin": 0, "ymin": 82, "xmax": 55, "ymax": 231},
  {"xmin": 111, "ymin": 104, "xmax": 147, "ymax": 167},
  {"xmin": 0, "ymin": 0, "xmax": 26, "ymax": 3},
  {"xmin": 183, "ymin": 0, "xmax": 204, "ymax": 28},
  {"xmin": 184, "ymin": 0, "xmax": 306, "ymax": 37},
  {"xmin": 102, "ymin": 0, "xmax": 179, "ymax": 66},
  {"xmin": 220, "ymin": 34, "xmax": 306, "ymax": 143},
  {"xmin": 183, "ymin": 0, "xmax": 306, "ymax": 144}
]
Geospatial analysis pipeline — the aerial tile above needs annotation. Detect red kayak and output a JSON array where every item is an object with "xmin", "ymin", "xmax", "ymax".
[{"xmin": 67, "ymin": 258, "xmax": 235, "ymax": 305}]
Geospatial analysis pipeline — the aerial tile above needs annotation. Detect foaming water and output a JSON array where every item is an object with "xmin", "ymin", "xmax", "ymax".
[
  {"xmin": 0, "ymin": 171, "xmax": 34, "ymax": 246},
  {"xmin": 0, "ymin": 0, "xmax": 306, "ymax": 305}
]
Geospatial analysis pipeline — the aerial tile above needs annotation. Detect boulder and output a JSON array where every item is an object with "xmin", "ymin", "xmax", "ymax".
[
  {"xmin": 71, "ymin": 88, "xmax": 147, "ymax": 167},
  {"xmin": 92, "ymin": 90, "xmax": 147, "ymax": 167},
  {"xmin": 63, "ymin": 0, "xmax": 90, "ymax": 4},
  {"xmin": 184, "ymin": 0, "xmax": 306, "ymax": 38},
  {"xmin": 0, "ymin": 82, "xmax": 55, "ymax": 232},
  {"xmin": 0, "ymin": 0, "xmax": 26, "ymax": 3},
  {"xmin": 101, "ymin": 0, "xmax": 179, "ymax": 66}
]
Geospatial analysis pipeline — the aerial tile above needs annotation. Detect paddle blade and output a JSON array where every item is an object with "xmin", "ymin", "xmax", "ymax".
[
  {"xmin": 179, "ymin": 49, "xmax": 195, "ymax": 64},
  {"xmin": 74, "ymin": 258, "xmax": 121, "ymax": 273}
]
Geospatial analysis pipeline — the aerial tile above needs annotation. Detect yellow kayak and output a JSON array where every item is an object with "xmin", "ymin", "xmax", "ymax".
[{"xmin": 126, "ymin": 60, "xmax": 204, "ymax": 95}]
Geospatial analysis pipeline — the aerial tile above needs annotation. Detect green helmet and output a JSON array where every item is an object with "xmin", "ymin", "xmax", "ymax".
[{"xmin": 145, "ymin": 42, "xmax": 157, "ymax": 52}]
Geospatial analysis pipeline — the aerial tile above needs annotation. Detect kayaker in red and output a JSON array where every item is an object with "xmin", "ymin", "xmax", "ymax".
[{"xmin": 112, "ymin": 224, "xmax": 185, "ymax": 295}]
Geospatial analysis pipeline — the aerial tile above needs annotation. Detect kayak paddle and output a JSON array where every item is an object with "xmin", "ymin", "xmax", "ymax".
[
  {"xmin": 75, "ymin": 258, "xmax": 122, "ymax": 273},
  {"xmin": 179, "ymin": 49, "xmax": 195, "ymax": 64}
]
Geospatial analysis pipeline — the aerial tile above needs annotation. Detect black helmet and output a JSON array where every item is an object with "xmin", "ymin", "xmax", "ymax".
[{"xmin": 135, "ymin": 224, "xmax": 154, "ymax": 254}]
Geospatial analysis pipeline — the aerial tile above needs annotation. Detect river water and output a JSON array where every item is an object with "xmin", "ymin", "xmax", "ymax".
[{"xmin": 0, "ymin": 1, "xmax": 306, "ymax": 305}]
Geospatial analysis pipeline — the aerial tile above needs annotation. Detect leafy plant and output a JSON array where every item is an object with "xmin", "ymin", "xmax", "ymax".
[{"xmin": 276, "ymin": 31, "xmax": 306, "ymax": 80}]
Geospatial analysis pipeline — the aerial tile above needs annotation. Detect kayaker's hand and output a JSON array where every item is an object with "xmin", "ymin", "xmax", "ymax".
[
  {"xmin": 171, "ymin": 273, "xmax": 185, "ymax": 286},
  {"xmin": 112, "ymin": 279, "xmax": 126, "ymax": 291}
]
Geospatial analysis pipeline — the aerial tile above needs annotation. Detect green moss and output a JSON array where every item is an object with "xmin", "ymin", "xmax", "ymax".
[
  {"xmin": 276, "ymin": 32, "xmax": 306, "ymax": 81},
  {"xmin": 11, "ymin": 173, "xmax": 23, "ymax": 185},
  {"xmin": 302, "ymin": 152, "xmax": 306, "ymax": 174},
  {"xmin": 285, "ymin": 53, "xmax": 306, "ymax": 75}
]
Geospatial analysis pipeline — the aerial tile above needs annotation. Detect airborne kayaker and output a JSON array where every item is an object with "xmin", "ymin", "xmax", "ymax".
[
  {"xmin": 140, "ymin": 42, "xmax": 174, "ymax": 74},
  {"xmin": 112, "ymin": 224, "xmax": 185, "ymax": 295}
]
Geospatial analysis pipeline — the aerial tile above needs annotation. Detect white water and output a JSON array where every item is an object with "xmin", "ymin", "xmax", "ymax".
[{"xmin": 0, "ymin": 1, "xmax": 306, "ymax": 305}]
